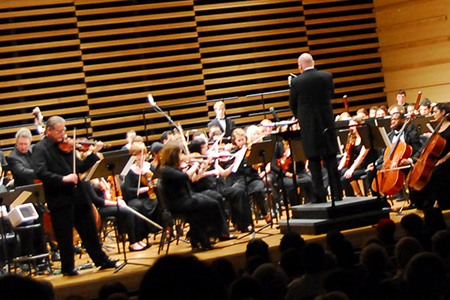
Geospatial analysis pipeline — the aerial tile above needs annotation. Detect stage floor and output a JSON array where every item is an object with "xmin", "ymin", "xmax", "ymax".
[{"xmin": 21, "ymin": 201, "xmax": 444, "ymax": 300}]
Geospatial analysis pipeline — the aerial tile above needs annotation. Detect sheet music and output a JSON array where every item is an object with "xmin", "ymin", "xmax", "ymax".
[
  {"xmin": 120, "ymin": 156, "xmax": 136, "ymax": 177},
  {"xmin": 378, "ymin": 127, "xmax": 392, "ymax": 148},
  {"xmin": 232, "ymin": 146, "xmax": 247, "ymax": 173}
]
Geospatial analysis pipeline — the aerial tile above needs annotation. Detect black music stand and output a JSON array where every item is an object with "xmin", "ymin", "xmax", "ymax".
[
  {"xmin": 85, "ymin": 151, "xmax": 151, "ymax": 273},
  {"xmin": 243, "ymin": 139, "xmax": 277, "ymax": 238},
  {"xmin": 413, "ymin": 116, "xmax": 436, "ymax": 134},
  {"xmin": 356, "ymin": 123, "xmax": 391, "ymax": 205}
]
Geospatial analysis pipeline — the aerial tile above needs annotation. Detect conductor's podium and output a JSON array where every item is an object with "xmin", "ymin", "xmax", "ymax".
[{"xmin": 278, "ymin": 196, "xmax": 390, "ymax": 235}]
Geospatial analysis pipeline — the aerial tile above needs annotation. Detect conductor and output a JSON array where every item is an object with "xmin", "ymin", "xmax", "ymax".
[{"xmin": 289, "ymin": 53, "xmax": 343, "ymax": 203}]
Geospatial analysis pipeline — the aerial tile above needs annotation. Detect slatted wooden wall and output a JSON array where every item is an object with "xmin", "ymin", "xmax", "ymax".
[
  {"xmin": 374, "ymin": 0, "xmax": 450, "ymax": 105},
  {"xmin": 0, "ymin": 0, "xmax": 385, "ymax": 152}
]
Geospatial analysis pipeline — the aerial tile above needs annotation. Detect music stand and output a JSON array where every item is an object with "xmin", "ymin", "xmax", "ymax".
[
  {"xmin": 413, "ymin": 116, "xmax": 436, "ymax": 134},
  {"xmin": 85, "ymin": 151, "xmax": 151, "ymax": 273},
  {"xmin": 244, "ymin": 139, "xmax": 277, "ymax": 238},
  {"xmin": 356, "ymin": 123, "xmax": 391, "ymax": 205}
]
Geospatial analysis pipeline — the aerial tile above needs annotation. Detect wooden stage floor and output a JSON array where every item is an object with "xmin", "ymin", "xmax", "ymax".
[{"xmin": 27, "ymin": 201, "xmax": 448, "ymax": 300}]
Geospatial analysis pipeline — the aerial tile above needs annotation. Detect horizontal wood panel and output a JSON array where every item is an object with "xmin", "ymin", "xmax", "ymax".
[
  {"xmin": 0, "ymin": 51, "xmax": 82, "ymax": 65},
  {"xmin": 0, "ymin": 40, "xmax": 80, "ymax": 55},
  {"xmin": 374, "ymin": 0, "xmax": 445, "ymax": 28},
  {"xmin": 194, "ymin": 0, "xmax": 300, "ymax": 11},
  {"xmin": 75, "ymin": 1, "xmax": 192, "ymax": 16},
  {"xmin": 78, "ymin": 21, "xmax": 196, "ymax": 39},
  {"xmin": 0, "ymin": 73, "xmax": 85, "ymax": 89},
  {"xmin": 0, "ymin": 84, "xmax": 87, "ymax": 100},
  {"xmin": 0, "ymin": 95, "xmax": 87, "ymax": 112},
  {"xmin": 1, "ymin": 17, "xmax": 78, "ymax": 30},
  {"xmin": 79, "ymin": 31, "xmax": 199, "ymax": 50},
  {"xmin": 1, "ymin": 62, "xmax": 84, "ymax": 77},
  {"xmin": 0, "ymin": 29, "xmax": 79, "ymax": 43},
  {"xmin": 0, "ymin": 0, "xmax": 72, "ymax": 10},
  {"xmin": 195, "ymin": 6, "xmax": 303, "ymax": 22},
  {"xmin": 86, "ymin": 75, "xmax": 204, "ymax": 94},
  {"xmin": 377, "ymin": 16, "xmax": 447, "ymax": 47}
]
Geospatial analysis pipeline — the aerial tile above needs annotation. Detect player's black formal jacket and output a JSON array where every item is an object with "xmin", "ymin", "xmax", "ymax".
[
  {"xmin": 289, "ymin": 68, "xmax": 339, "ymax": 159},
  {"xmin": 32, "ymin": 136, "xmax": 99, "ymax": 211},
  {"xmin": 7, "ymin": 146, "xmax": 37, "ymax": 187},
  {"xmin": 208, "ymin": 117, "xmax": 236, "ymax": 138}
]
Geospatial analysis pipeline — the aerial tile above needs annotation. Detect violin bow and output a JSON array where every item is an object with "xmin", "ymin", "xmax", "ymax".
[{"xmin": 73, "ymin": 128, "xmax": 77, "ymax": 174}]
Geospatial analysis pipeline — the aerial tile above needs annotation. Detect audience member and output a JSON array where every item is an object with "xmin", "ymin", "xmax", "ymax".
[
  {"xmin": 139, "ymin": 254, "xmax": 225, "ymax": 300},
  {"xmin": 0, "ymin": 274, "xmax": 54, "ymax": 300},
  {"xmin": 252, "ymin": 263, "xmax": 288, "ymax": 300}
]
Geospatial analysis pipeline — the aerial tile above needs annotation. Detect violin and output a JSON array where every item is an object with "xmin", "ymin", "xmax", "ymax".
[
  {"xmin": 141, "ymin": 169, "xmax": 157, "ymax": 200},
  {"xmin": 58, "ymin": 137, "xmax": 111, "ymax": 153}
]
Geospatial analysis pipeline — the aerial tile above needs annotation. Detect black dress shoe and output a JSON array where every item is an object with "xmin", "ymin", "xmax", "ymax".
[
  {"xmin": 218, "ymin": 234, "xmax": 237, "ymax": 241},
  {"xmin": 63, "ymin": 269, "xmax": 79, "ymax": 276},
  {"xmin": 99, "ymin": 258, "xmax": 118, "ymax": 270}
]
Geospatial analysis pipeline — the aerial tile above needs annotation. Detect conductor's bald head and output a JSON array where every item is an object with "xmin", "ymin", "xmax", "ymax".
[{"xmin": 298, "ymin": 53, "xmax": 314, "ymax": 73}]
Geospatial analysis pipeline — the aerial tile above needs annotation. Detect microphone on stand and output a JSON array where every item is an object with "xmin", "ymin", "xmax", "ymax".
[
  {"xmin": 270, "ymin": 107, "xmax": 280, "ymax": 122},
  {"xmin": 147, "ymin": 94, "xmax": 156, "ymax": 107}
]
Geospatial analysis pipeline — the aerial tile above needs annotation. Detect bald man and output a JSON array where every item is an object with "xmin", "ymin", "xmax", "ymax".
[{"xmin": 289, "ymin": 53, "xmax": 342, "ymax": 203}]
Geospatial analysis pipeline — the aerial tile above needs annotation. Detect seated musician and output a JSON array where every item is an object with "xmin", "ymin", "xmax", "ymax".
[
  {"xmin": 409, "ymin": 103, "xmax": 450, "ymax": 209},
  {"xmin": 366, "ymin": 104, "xmax": 422, "ymax": 199},
  {"xmin": 7, "ymin": 128, "xmax": 36, "ymax": 188},
  {"xmin": 121, "ymin": 140, "xmax": 161, "ymax": 235},
  {"xmin": 160, "ymin": 140, "xmax": 233, "ymax": 250},
  {"xmin": 337, "ymin": 116, "xmax": 377, "ymax": 197},
  {"xmin": 90, "ymin": 178, "xmax": 151, "ymax": 252},
  {"xmin": 228, "ymin": 128, "xmax": 272, "ymax": 224},
  {"xmin": 188, "ymin": 137, "xmax": 253, "ymax": 233}
]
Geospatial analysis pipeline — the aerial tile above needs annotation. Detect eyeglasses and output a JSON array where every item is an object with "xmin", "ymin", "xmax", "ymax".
[{"xmin": 51, "ymin": 127, "xmax": 66, "ymax": 134}]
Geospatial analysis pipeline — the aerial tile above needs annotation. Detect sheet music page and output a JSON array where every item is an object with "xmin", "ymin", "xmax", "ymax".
[
  {"xmin": 378, "ymin": 127, "xmax": 392, "ymax": 148},
  {"xmin": 232, "ymin": 146, "xmax": 247, "ymax": 173},
  {"xmin": 120, "ymin": 156, "xmax": 136, "ymax": 177}
]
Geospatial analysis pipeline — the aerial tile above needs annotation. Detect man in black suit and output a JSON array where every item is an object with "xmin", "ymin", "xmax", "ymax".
[
  {"xmin": 208, "ymin": 101, "xmax": 236, "ymax": 141},
  {"xmin": 32, "ymin": 116, "xmax": 117, "ymax": 276},
  {"xmin": 7, "ymin": 128, "xmax": 37, "ymax": 187},
  {"xmin": 289, "ymin": 53, "xmax": 342, "ymax": 203}
]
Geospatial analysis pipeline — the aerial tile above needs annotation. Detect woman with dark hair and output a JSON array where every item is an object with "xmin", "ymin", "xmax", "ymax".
[
  {"xmin": 409, "ymin": 102, "xmax": 450, "ymax": 209},
  {"xmin": 160, "ymin": 140, "xmax": 233, "ymax": 250}
]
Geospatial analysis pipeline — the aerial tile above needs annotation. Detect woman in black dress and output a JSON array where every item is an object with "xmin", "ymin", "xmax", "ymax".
[
  {"xmin": 410, "ymin": 103, "xmax": 450, "ymax": 209},
  {"xmin": 160, "ymin": 140, "xmax": 233, "ymax": 250}
]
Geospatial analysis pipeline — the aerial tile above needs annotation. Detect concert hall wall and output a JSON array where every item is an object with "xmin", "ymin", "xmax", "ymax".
[{"xmin": 0, "ymin": 0, "xmax": 385, "ymax": 151}]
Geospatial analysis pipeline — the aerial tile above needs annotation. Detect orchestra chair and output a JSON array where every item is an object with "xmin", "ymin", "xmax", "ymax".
[
  {"xmin": 99, "ymin": 215, "xmax": 123, "ymax": 254},
  {"xmin": 155, "ymin": 180, "xmax": 188, "ymax": 255}
]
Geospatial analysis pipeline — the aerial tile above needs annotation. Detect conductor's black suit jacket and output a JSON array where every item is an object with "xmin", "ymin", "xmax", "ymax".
[
  {"xmin": 32, "ymin": 136, "xmax": 99, "ymax": 211},
  {"xmin": 289, "ymin": 68, "xmax": 338, "ymax": 159}
]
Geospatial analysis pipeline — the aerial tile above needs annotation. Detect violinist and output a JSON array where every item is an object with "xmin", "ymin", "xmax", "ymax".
[
  {"xmin": 160, "ymin": 140, "xmax": 233, "ymax": 250},
  {"xmin": 189, "ymin": 138, "xmax": 253, "ymax": 233},
  {"xmin": 121, "ymin": 140, "xmax": 160, "ymax": 235},
  {"xmin": 409, "ymin": 103, "xmax": 450, "ymax": 209},
  {"xmin": 89, "ymin": 178, "xmax": 150, "ymax": 252},
  {"xmin": 228, "ymin": 128, "xmax": 272, "ymax": 224},
  {"xmin": 32, "ymin": 116, "xmax": 117, "ymax": 276},
  {"xmin": 337, "ymin": 116, "xmax": 377, "ymax": 197}
]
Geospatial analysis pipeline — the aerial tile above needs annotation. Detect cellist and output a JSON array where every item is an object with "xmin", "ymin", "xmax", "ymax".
[
  {"xmin": 409, "ymin": 103, "xmax": 450, "ymax": 209},
  {"xmin": 366, "ymin": 104, "xmax": 422, "ymax": 199}
]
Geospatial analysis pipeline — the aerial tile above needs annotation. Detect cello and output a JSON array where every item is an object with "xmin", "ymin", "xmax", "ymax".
[
  {"xmin": 407, "ymin": 113, "xmax": 449, "ymax": 191},
  {"xmin": 373, "ymin": 92, "xmax": 422, "ymax": 195}
]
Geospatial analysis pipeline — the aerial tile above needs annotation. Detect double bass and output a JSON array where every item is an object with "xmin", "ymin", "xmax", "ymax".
[
  {"xmin": 407, "ymin": 113, "xmax": 449, "ymax": 191},
  {"xmin": 372, "ymin": 92, "xmax": 422, "ymax": 195}
]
